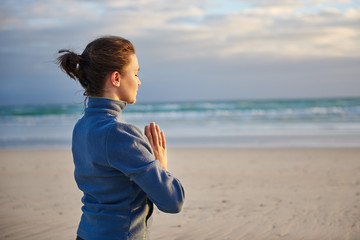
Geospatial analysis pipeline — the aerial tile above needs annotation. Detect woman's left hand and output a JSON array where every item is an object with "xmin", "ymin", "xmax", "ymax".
[{"xmin": 144, "ymin": 122, "xmax": 168, "ymax": 171}]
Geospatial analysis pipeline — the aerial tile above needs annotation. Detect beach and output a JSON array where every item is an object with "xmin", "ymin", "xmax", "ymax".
[{"xmin": 1, "ymin": 148, "xmax": 359, "ymax": 240}]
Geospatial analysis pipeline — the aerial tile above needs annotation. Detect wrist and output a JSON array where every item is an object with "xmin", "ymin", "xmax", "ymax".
[{"xmin": 161, "ymin": 163, "xmax": 168, "ymax": 171}]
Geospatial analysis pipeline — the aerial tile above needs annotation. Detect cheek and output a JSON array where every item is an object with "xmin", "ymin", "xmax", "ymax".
[{"xmin": 132, "ymin": 78, "xmax": 138, "ymax": 88}]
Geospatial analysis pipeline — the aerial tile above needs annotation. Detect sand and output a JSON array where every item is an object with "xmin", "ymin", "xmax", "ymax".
[{"xmin": 0, "ymin": 148, "xmax": 359, "ymax": 240}]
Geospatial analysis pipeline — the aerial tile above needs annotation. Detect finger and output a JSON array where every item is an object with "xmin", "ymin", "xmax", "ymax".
[
  {"xmin": 150, "ymin": 122, "xmax": 159, "ymax": 146},
  {"xmin": 144, "ymin": 125, "xmax": 151, "ymax": 143},
  {"xmin": 144, "ymin": 125, "xmax": 154, "ymax": 146},
  {"xmin": 161, "ymin": 131, "xmax": 166, "ymax": 149},
  {"xmin": 156, "ymin": 125, "xmax": 162, "ymax": 147}
]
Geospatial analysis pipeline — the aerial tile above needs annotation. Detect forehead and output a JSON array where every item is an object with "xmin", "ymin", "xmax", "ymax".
[{"xmin": 127, "ymin": 54, "xmax": 139, "ymax": 69}]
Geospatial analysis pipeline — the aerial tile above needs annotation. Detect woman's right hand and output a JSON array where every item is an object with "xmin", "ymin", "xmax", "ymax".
[{"xmin": 144, "ymin": 122, "xmax": 168, "ymax": 171}]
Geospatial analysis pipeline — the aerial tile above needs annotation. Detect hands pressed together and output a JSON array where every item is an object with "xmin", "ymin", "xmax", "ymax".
[{"xmin": 144, "ymin": 122, "xmax": 168, "ymax": 171}]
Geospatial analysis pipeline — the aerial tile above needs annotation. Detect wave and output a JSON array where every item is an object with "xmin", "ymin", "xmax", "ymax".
[
  {"xmin": 1, "ymin": 97, "xmax": 359, "ymax": 119},
  {"xmin": 1, "ymin": 97, "xmax": 360, "ymax": 149}
]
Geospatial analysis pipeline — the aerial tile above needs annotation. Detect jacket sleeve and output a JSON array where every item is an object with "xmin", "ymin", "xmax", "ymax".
[{"xmin": 105, "ymin": 122, "xmax": 185, "ymax": 213}]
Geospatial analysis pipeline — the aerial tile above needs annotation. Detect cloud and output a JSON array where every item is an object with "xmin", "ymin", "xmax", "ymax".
[
  {"xmin": 1, "ymin": 0, "xmax": 359, "ymax": 59},
  {"xmin": 104, "ymin": 0, "xmax": 360, "ymax": 59},
  {"xmin": 0, "ymin": 0, "xmax": 359, "ymax": 104}
]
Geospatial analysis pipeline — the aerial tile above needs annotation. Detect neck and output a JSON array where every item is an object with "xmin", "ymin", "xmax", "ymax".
[{"xmin": 100, "ymin": 91, "xmax": 122, "ymax": 101}]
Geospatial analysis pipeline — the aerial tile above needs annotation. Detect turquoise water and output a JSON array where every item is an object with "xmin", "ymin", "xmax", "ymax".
[{"xmin": 1, "ymin": 97, "xmax": 360, "ymax": 148}]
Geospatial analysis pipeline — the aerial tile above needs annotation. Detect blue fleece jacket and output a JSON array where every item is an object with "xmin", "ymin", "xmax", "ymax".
[{"xmin": 72, "ymin": 97, "xmax": 185, "ymax": 240}]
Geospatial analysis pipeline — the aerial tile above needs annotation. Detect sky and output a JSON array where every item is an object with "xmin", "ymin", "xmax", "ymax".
[{"xmin": 0, "ymin": 0, "xmax": 359, "ymax": 105}]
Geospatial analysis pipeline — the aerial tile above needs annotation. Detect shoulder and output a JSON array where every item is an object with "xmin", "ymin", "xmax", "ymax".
[
  {"xmin": 106, "ymin": 121, "xmax": 153, "ymax": 155},
  {"xmin": 108, "ymin": 121, "xmax": 146, "ymax": 142},
  {"xmin": 105, "ymin": 121, "xmax": 155, "ymax": 172}
]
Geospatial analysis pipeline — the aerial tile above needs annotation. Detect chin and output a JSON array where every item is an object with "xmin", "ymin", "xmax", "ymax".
[{"xmin": 127, "ymin": 99, "xmax": 136, "ymax": 104}]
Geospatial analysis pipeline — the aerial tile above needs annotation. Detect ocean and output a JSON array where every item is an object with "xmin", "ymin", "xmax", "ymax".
[{"xmin": 1, "ymin": 97, "xmax": 360, "ymax": 149}]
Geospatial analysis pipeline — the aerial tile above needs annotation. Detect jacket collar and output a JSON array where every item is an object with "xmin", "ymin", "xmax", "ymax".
[{"xmin": 86, "ymin": 97, "xmax": 127, "ymax": 115}]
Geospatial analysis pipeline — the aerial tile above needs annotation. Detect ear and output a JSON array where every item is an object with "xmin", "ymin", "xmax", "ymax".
[{"xmin": 109, "ymin": 71, "xmax": 121, "ymax": 87}]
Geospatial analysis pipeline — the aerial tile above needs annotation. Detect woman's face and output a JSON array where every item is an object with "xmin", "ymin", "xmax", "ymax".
[{"xmin": 118, "ymin": 54, "xmax": 141, "ymax": 104}]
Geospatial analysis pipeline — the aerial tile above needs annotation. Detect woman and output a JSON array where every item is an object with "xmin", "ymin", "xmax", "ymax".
[{"xmin": 57, "ymin": 36, "xmax": 185, "ymax": 240}]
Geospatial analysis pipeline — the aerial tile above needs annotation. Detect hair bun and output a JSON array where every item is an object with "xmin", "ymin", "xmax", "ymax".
[
  {"xmin": 57, "ymin": 49, "xmax": 81, "ymax": 80},
  {"xmin": 58, "ymin": 49, "xmax": 81, "ymax": 62}
]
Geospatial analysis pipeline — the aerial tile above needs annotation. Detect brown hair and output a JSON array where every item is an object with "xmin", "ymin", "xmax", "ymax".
[{"xmin": 57, "ymin": 36, "xmax": 135, "ymax": 97}]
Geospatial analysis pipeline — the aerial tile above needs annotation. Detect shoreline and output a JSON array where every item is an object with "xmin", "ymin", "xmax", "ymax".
[
  {"xmin": 1, "ymin": 148, "xmax": 360, "ymax": 239},
  {"xmin": 2, "ymin": 129, "xmax": 360, "ymax": 150}
]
